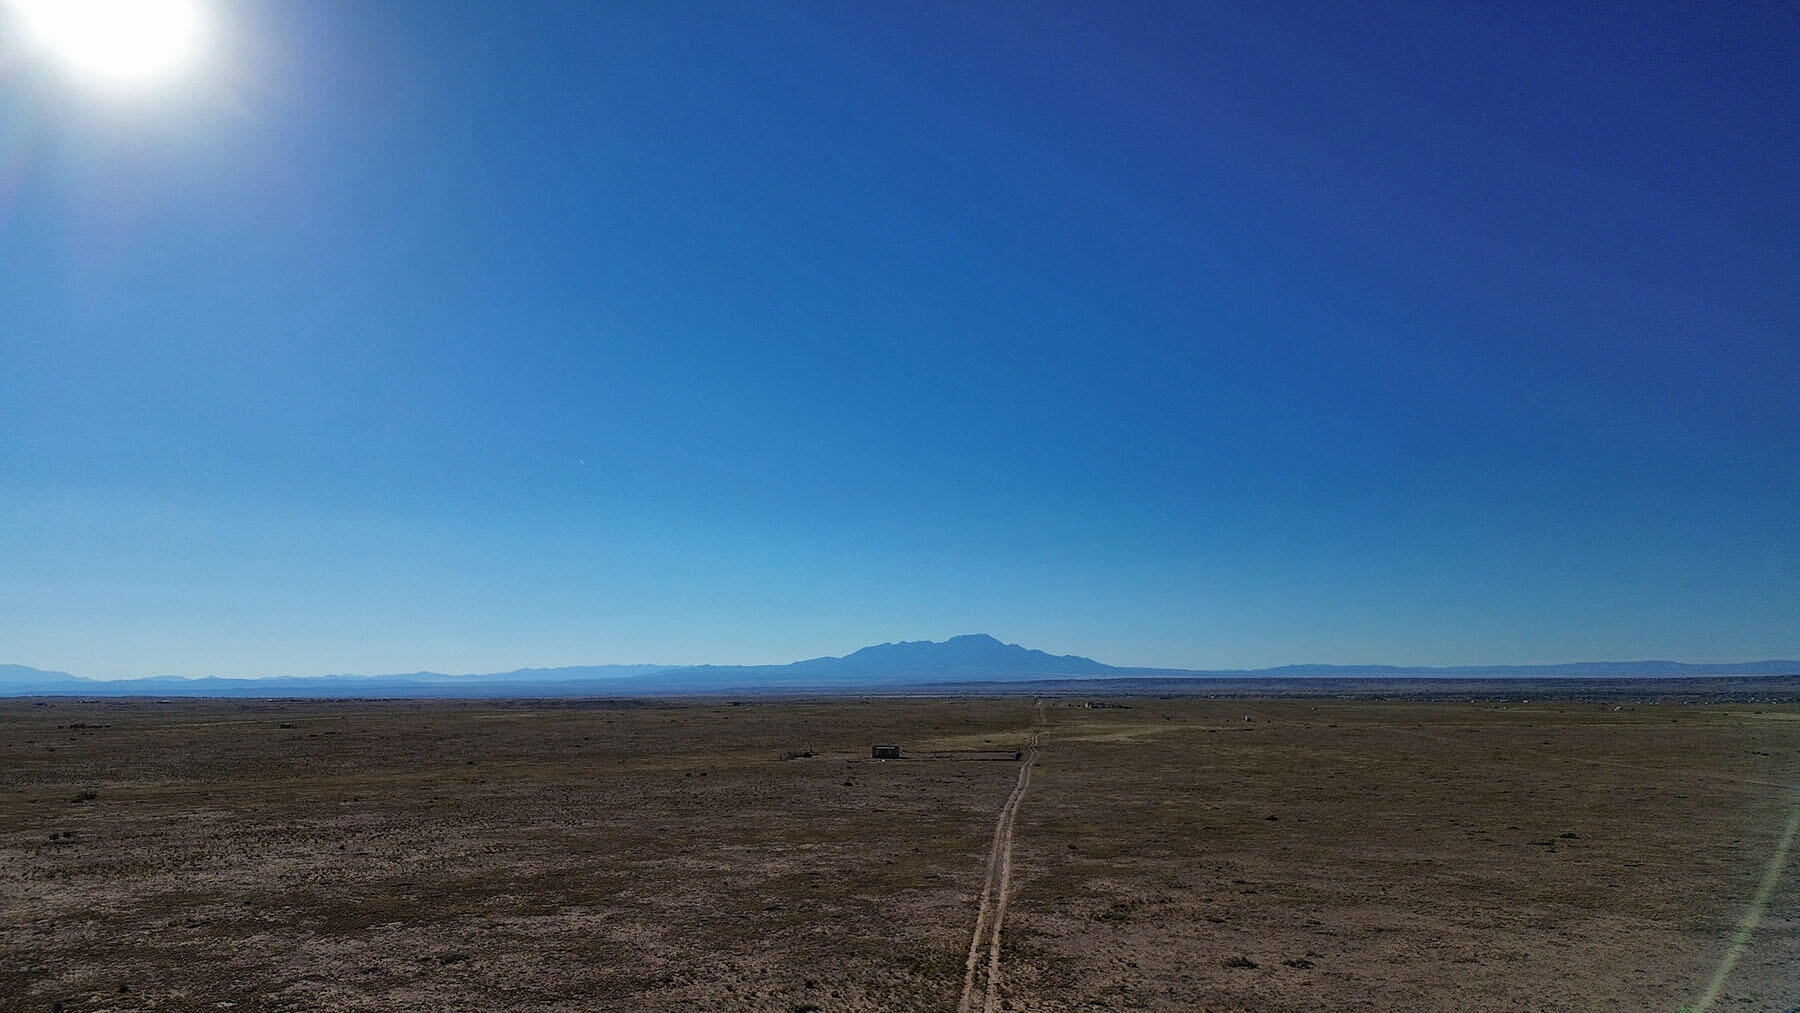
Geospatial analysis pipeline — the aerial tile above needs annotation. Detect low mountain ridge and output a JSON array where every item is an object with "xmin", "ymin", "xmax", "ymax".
[
  {"xmin": 2, "ymin": 641, "xmax": 1796, "ymax": 696},
  {"xmin": 0, "ymin": 664, "xmax": 670, "ymax": 697}
]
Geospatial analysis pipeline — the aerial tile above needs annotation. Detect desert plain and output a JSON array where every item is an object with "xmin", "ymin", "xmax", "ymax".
[{"xmin": 2, "ymin": 692, "xmax": 1797, "ymax": 1011}]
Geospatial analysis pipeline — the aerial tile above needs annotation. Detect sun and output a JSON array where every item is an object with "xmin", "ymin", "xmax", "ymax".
[{"xmin": 8, "ymin": 0, "xmax": 209, "ymax": 92}]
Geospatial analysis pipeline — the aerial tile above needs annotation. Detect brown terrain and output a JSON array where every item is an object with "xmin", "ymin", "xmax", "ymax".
[{"xmin": 2, "ymin": 694, "xmax": 1797, "ymax": 1011}]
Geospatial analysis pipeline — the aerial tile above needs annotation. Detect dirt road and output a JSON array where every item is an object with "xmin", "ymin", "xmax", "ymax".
[{"xmin": 957, "ymin": 704, "xmax": 1045, "ymax": 1013}]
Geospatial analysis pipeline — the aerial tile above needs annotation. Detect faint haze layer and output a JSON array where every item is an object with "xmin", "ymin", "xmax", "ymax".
[{"xmin": 2, "ymin": 2, "xmax": 1796, "ymax": 677}]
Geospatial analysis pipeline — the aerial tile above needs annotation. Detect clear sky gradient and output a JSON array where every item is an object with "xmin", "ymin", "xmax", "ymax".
[{"xmin": 3, "ymin": 2, "xmax": 1796, "ymax": 677}]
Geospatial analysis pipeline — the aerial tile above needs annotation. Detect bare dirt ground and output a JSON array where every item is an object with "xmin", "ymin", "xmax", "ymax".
[{"xmin": 2, "ymin": 694, "xmax": 1797, "ymax": 1011}]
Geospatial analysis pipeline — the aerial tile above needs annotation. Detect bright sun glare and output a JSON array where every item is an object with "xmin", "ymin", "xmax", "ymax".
[{"xmin": 9, "ymin": 0, "xmax": 208, "ymax": 91}]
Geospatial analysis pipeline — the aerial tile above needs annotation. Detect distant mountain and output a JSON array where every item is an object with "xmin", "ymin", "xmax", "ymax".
[
  {"xmin": 803, "ymin": 633, "xmax": 1112, "ymax": 676},
  {"xmin": 579, "ymin": 635, "xmax": 1104, "ymax": 692},
  {"xmin": 0, "ymin": 664, "xmax": 671, "ymax": 698},
  {"xmin": 0, "ymin": 664, "xmax": 84, "ymax": 689},
  {"xmin": 1153, "ymin": 660, "xmax": 1800, "ymax": 678},
  {"xmin": 1, "ymin": 641, "xmax": 1796, "ymax": 697},
  {"xmin": 636, "ymin": 634, "xmax": 1112, "ymax": 691}
]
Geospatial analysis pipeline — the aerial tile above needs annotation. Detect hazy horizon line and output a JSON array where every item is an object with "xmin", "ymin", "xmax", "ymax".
[{"xmin": 11, "ymin": 652, "xmax": 1800, "ymax": 683}]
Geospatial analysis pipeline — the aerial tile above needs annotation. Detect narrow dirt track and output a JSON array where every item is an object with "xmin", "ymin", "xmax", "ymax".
[{"xmin": 957, "ymin": 703, "xmax": 1045, "ymax": 1013}]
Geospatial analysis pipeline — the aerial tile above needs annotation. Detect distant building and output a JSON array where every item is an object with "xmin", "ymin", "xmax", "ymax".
[{"xmin": 871, "ymin": 743, "xmax": 901, "ymax": 759}]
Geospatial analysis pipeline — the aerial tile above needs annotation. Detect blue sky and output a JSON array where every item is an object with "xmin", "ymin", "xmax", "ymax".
[{"xmin": 3, "ymin": 1, "xmax": 1796, "ymax": 677}]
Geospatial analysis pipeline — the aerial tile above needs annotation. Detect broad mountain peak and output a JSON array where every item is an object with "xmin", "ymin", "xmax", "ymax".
[
  {"xmin": 796, "ymin": 634, "xmax": 1111, "ymax": 676},
  {"xmin": 947, "ymin": 633, "xmax": 1004, "ymax": 646}
]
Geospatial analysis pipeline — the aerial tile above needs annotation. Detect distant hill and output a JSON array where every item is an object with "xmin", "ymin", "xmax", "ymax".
[
  {"xmin": 1144, "ymin": 660, "xmax": 1800, "ymax": 678},
  {"xmin": 0, "ymin": 664, "xmax": 671, "ymax": 698},
  {"xmin": 1, "ymin": 639, "xmax": 1796, "ymax": 697},
  {"xmin": 0, "ymin": 664, "xmax": 85, "ymax": 689}
]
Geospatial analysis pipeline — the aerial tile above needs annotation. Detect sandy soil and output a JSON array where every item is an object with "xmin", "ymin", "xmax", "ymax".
[
  {"xmin": 1003, "ymin": 700, "xmax": 1800, "ymax": 1011},
  {"xmin": 2, "ymin": 695, "xmax": 1796, "ymax": 1011}
]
